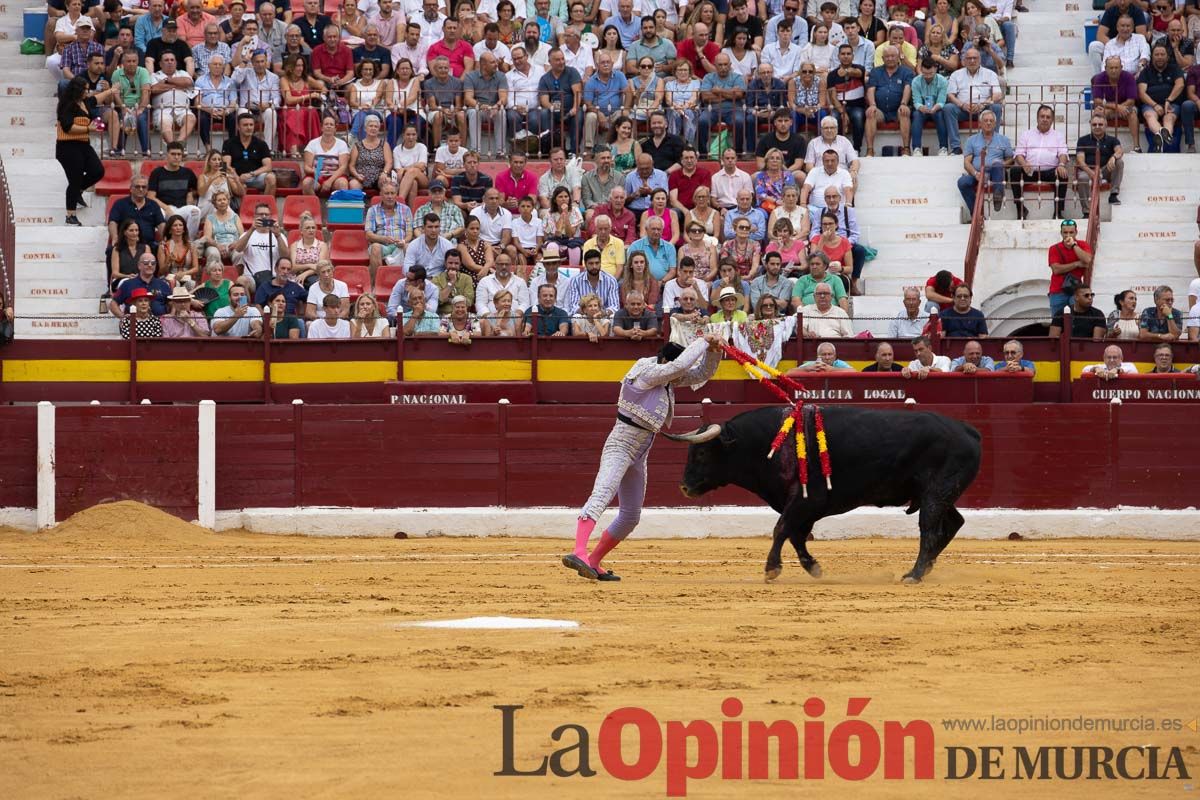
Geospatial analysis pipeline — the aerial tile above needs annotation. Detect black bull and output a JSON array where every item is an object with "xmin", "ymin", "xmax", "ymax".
[{"xmin": 664, "ymin": 406, "xmax": 983, "ymax": 583}]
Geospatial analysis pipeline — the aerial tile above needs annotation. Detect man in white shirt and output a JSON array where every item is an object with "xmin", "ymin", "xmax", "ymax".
[
  {"xmin": 560, "ymin": 26, "xmax": 595, "ymax": 82},
  {"xmin": 1082, "ymin": 344, "xmax": 1138, "ymax": 379},
  {"xmin": 413, "ymin": 0, "xmax": 446, "ymax": 47},
  {"xmin": 469, "ymin": 188, "xmax": 514, "ymax": 249},
  {"xmin": 803, "ymin": 115, "xmax": 860, "ymax": 178},
  {"xmin": 800, "ymin": 283, "xmax": 853, "ymax": 338},
  {"xmin": 902, "ymin": 335, "xmax": 951, "ymax": 378},
  {"xmin": 710, "ymin": 148, "xmax": 753, "ymax": 209},
  {"xmin": 473, "ymin": 22, "xmax": 512, "ymax": 71},
  {"xmin": 801, "ymin": 149, "xmax": 855, "ymax": 208},
  {"xmin": 1094, "ymin": 14, "xmax": 1149, "ymax": 74},
  {"xmin": 149, "ymin": 52, "xmax": 197, "ymax": 146},
  {"xmin": 889, "ymin": 287, "xmax": 927, "ymax": 339},
  {"xmin": 231, "ymin": 49, "xmax": 280, "ymax": 151},
  {"xmin": 942, "ymin": 48, "xmax": 1003, "ymax": 153},
  {"xmin": 475, "ymin": 254, "xmax": 531, "ymax": 313},
  {"xmin": 505, "ymin": 45, "xmax": 544, "ymax": 135},
  {"xmin": 760, "ymin": 27, "xmax": 803, "ymax": 82},
  {"xmin": 661, "ymin": 259, "xmax": 710, "ymax": 311}
]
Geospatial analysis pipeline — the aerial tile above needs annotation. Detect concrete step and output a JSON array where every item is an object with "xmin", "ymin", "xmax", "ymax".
[
  {"xmin": 862, "ymin": 222, "xmax": 970, "ymax": 244},
  {"xmin": 12, "ymin": 203, "xmax": 106, "ymax": 227},
  {"xmin": 1099, "ymin": 222, "xmax": 1196, "ymax": 242},
  {"xmin": 983, "ymin": 218, "xmax": 1094, "ymax": 245},
  {"xmin": 1, "ymin": 139, "xmax": 55, "ymax": 159},
  {"xmin": 1111, "ymin": 204, "xmax": 1199, "ymax": 223},
  {"xmin": 15, "ymin": 267, "xmax": 108, "ymax": 300},
  {"xmin": 16, "ymin": 225, "xmax": 107, "ymax": 263},
  {"xmin": 1099, "ymin": 241, "xmax": 1196, "ymax": 262},
  {"xmin": 18, "ymin": 296, "xmax": 108, "ymax": 317},
  {"xmin": 0, "ymin": 55, "xmax": 49, "ymax": 70}
]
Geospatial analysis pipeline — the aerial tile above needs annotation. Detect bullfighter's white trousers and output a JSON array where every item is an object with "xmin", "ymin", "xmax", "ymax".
[{"xmin": 579, "ymin": 421, "xmax": 656, "ymax": 541}]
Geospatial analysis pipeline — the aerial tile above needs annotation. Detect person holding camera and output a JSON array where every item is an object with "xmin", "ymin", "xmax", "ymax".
[{"xmin": 230, "ymin": 202, "xmax": 288, "ymax": 290}]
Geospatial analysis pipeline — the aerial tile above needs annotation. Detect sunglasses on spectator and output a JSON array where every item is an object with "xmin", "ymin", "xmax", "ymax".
[
  {"xmin": 800, "ymin": 68, "xmax": 814, "ymax": 74},
  {"xmin": 639, "ymin": 62, "xmax": 653, "ymax": 68}
]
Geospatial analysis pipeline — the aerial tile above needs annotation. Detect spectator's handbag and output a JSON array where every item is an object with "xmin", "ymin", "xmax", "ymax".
[
  {"xmin": 707, "ymin": 127, "xmax": 730, "ymax": 161},
  {"xmin": 323, "ymin": 94, "xmax": 351, "ymax": 126},
  {"xmin": 1060, "ymin": 273, "xmax": 1083, "ymax": 295}
]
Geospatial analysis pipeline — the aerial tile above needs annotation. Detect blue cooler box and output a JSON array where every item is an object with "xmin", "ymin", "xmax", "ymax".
[
  {"xmin": 25, "ymin": 8, "xmax": 49, "ymax": 40},
  {"xmin": 326, "ymin": 201, "xmax": 364, "ymax": 225}
]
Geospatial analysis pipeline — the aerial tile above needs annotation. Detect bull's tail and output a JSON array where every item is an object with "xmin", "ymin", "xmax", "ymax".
[{"xmin": 905, "ymin": 501, "xmax": 920, "ymax": 515}]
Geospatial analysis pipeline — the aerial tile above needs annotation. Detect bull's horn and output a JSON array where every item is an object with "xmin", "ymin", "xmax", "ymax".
[{"xmin": 661, "ymin": 424, "xmax": 722, "ymax": 443}]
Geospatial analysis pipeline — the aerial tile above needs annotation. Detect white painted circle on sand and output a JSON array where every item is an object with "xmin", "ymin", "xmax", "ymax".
[{"xmin": 405, "ymin": 616, "xmax": 580, "ymax": 630}]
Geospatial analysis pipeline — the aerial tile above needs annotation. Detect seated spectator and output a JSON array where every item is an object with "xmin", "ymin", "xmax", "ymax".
[
  {"xmin": 495, "ymin": 152, "xmax": 539, "ymax": 214},
  {"xmin": 755, "ymin": 110, "xmax": 808, "ymax": 184},
  {"xmin": 452, "ymin": 151, "xmax": 495, "ymax": 214},
  {"xmin": 214, "ymin": 283, "xmax": 266, "ymax": 338},
  {"xmin": 793, "ymin": 341, "xmax": 854, "ymax": 372},
  {"xmin": 862, "ymin": 340, "xmax": 904, "ymax": 372},
  {"xmin": 662, "ymin": 257, "xmax": 708, "ymax": 313},
  {"xmin": 199, "ymin": 191, "xmax": 244, "ymax": 275},
  {"xmin": 389, "ymin": 265, "xmax": 439, "ymax": 320},
  {"xmin": 1082, "ymin": 344, "xmax": 1137, "ymax": 379},
  {"xmin": 312, "ymin": 24, "xmax": 355, "ymax": 91},
  {"xmin": 231, "ymin": 205, "xmax": 289, "ymax": 289},
  {"xmin": 571, "ymin": 292, "xmax": 612, "ymax": 341},
  {"xmin": 792, "ymin": 252, "xmax": 849, "ymax": 311},
  {"xmin": 307, "ymin": 294, "xmax": 352, "ymax": 338},
  {"xmin": 939, "ymin": 284, "xmax": 988, "ymax": 337},
  {"xmin": 289, "ymin": 211, "xmax": 328, "ymax": 288},
  {"xmin": 545, "ymin": 186, "xmax": 586, "ymax": 254},
  {"xmin": 668, "ymin": 287, "xmax": 709, "ymax": 346},
  {"xmin": 510, "ymin": 195, "xmax": 545, "ymax": 267},
  {"xmin": 1049, "ymin": 283, "xmax": 1106, "ymax": 338},
  {"xmin": 764, "ymin": 218, "xmax": 807, "ymax": 277},
  {"xmin": 110, "ymin": 218, "xmax": 153, "ymax": 294},
  {"xmin": 159, "ymin": 286, "xmax": 211, "ymax": 337},
  {"xmin": 890, "ymin": 287, "xmax": 927, "ymax": 338},
  {"xmin": 1138, "ymin": 284, "xmax": 1184, "ymax": 341},
  {"xmin": 1010, "ymin": 104, "xmax": 1069, "ymax": 220},
  {"xmin": 749, "ymin": 252, "xmax": 795, "ymax": 311},
  {"xmin": 581, "ymin": 52, "xmax": 628, "ymax": 154},
  {"xmin": 476, "ymin": 254, "xmax": 531, "ymax": 314},
  {"xmin": 808, "ymin": 211, "xmax": 856, "ymax": 288},
  {"xmin": 902, "ymin": 334, "xmax": 950, "ymax": 378},
  {"xmin": 746, "ymin": 65, "xmax": 790, "ymax": 141},
  {"xmin": 110, "ymin": 48, "xmax": 153, "ymax": 157},
  {"xmin": 801, "ymin": 149, "xmax": 855, "ymax": 209},
  {"xmin": 471, "ymin": 188, "xmax": 516, "ymax": 253},
  {"xmin": 480, "ymin": 288, "xmax": 524, "ymax": 336},
  {"xmin": 911, "ymin": 57, "xmax": 950, "ymax": 155},
  {"xmin": 768, "ymin": 185, "xmax": 810, "ymax": 248},
  {"xmin": 799, "ymin": 283, "xmax": 853, "ymax": 338},
  {"xmin": 1091, "ymin": 57, "xmax": 1140, "ymax": 144},
  {"xmin": 442, "ymin": 295, "xmax": 481, "ymax": 345},
  {"xmin": 195, "ymin": 53, "xmax": 237, "ymax": 150},
  {"xmin": 433, "ymin": 252, "xmax": 476, "ymax": 315},
  {"xmin": 711, "ymin": 286, "xmax": 750, "ymax": 324},
  {"xmin": 956, "ymin": 108, "xmax": 1013, "ymax": 212},
  {"xmin": 109, "ymin": 176, "xmax": 167, "ymax": 248},
  {"xmin": 303, "ymin": 115, "xmax": 353, "ymax": 196},
  {"xmin": 147, "ymin": 142, "xmax": 203, "ymax": 238},
  {"xmin": 1098, "ymin": 15, "xmax": 1149, "ymax": 76},
  {"xmin": 618, "ymin": 251, "xmax": 661, "ymax": 311},
  {"xmin": 925, "ymin": 268, "xmax": 963, "ymax": 311},
  {"xmin": 528, "ymin": 243, "xmax": 570, "ymax": 301},
  {"xmin": 723, "ymin": 189, "xmax": 769, "ymax": 245},
  {"xmin": 623, "ymin": 154, "xmax": 670, "ymax": 219},
  {"xmin": 665, "ymin": 63, "xmax": 703, "ymax": 147},
  {"xmin": 676, "ymin": 221, "xmax": 717, "ymax": 280},
  {"xmin": 118, "ymin": 287, "xmax": 164, "ymax": 339},
  {"xmin": 1138, "ymin": 43, "xmax": 1185, "ymax": 152},
  {"xmin": 230, "ymin": 50, "xmax": 281, "ymax": 155},
  {"xmin": 611, "ymin": 290, "xmax": 659, "ymax": 339},
  {"xmin": 993, "ymin": 339, "xmax": 1035, "ymax": 374},
  {"xmin": 804, "ymin": 116, "xmax": 861, "ymax": 180},
  {"xmin": 950, "ymin": 339, "xmax": 994, "ymax": 372},
  {"xmin": 523, "ymin": 284, "xmax": 571, "ymax": 336},
  {"xmin": 710, "ymin": 148, "xmax": 753, "ymax": 210},
  {"xmin": 1106, "ymin": 289, "xmax": 1141, "ymax": 339},
  {"xmin": 404, "ymin": 213, "xmax": 458, "ymax": 277},
  {"xmin": 366, "ymin": 180, "xmax": 415, "ymax": 273},
  {"xmin": 463, "ymin": 52, "xmax": 508, "ymax": 156},
  {"xmin": 627, "ymin": 217, "xmax": 678, "ymax": 282},
  {"xmin": 1087, "ymin": 0, "xmax": 1149, "ymax": 74},
  {"xmin": 817, "ymin": 189, "xmax": 867, "ymax": 291},
  {"xmin": 1075, "ymin": 115, "xmax": 1124, "ymax": 213},
  {"xmin": 157, "ymin": 214, "xmax": 200, "ymax": 290},
  {"xmin": 253, "ymin": 257, "xmax": 307, "ymax": 314},
  {"xmin": 1147, "ymin": 342, "xmax": 1180, "ymax": 373},
  {"xmin": 562, "ymin": 250, "xmax": 621, "ymax": 315},
  {"xmin": 194, "ymin": 261, "xmax": 232, "ymax": 320},
  {"xmin": 943, "ymin": 48, "xmax": 1002, "ymax": 154},
  {"xmin": 720, "ymin": 217, "xmax": 762, "ymax": 280},
  {"xmin": 149, "ymin": 52, "xmax": 197, "ymax": 152},
  {"xmin": 698, "ymin": 53, "xmax": 753, "ymax": 154},
  {"xmin": 582, "ymin": 214, "xmax": 627, "ymax": 277},
  {"xmin": 708, "ymin": 260, "xmax": 752, "ymax": 313},
  {"xmin": 433, "ymin": 129, "xmax": 469, "ymax": 186},
  {"xmin": 403, "ymin": 290, "xmax": 443, "ymax": 336},
  {"xmin": 304, "ymin": 261, "xmax": 349, "ymax": 321},
  {"xmin": 639, "ymin": 189, "xmax": 681, "ymax": 248},
  {"xmin": 582, "ymin": 148, "xmax": 626, "ymax": 218},
  {"xmin": 349, "ymin": 114, "xmax": 393, "ymax": 192},
  {"xmin": 864, "ymin": 45, "xmax": 914, "ymax": 156},
  {"xmin": 824, "ymin": 45, "xmax": 865, "ymax": 151}
]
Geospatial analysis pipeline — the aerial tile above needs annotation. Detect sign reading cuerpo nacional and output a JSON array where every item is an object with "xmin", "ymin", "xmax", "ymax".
[{"xmin": 1089, "ymin": 387, "xmax": 1200, "ymax": 401}]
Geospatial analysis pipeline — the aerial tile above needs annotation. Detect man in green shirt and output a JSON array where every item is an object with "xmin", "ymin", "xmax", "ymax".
[
  {"xmin": 790, "ymin": 252, "xmax": 849, "ymax": 311},
  {"xmin": 111, "ymin": 49, "xmax": 152, "ymax": 155},
  {"xmin": 432, "ymin": 251, "xmax": 476, "ymax": 315}
]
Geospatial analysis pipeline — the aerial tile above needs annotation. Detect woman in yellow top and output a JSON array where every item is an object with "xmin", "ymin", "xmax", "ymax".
[{"xmin": 55, "ymin": 76, "xmax": 107, "ymax": 226}]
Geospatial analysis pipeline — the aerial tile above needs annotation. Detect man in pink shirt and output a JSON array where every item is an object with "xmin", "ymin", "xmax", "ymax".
[
  {"xmin": 426, "ymin": 18, "xmax": 475, "ymax": 78},
  {"xmin": 311, "ymin": 24, "xmax": 355, "ymax": 91},
  {"xmin": 176, "ymin": 0, "xmax": 216, "ymax": 47},
  {"xmin": 1008, "ymin": 104, "xmax": 1069, "ymax": 219},
  {"xmin": 495, "ymin": 152, "xmax": 539, "ymax": 212}
]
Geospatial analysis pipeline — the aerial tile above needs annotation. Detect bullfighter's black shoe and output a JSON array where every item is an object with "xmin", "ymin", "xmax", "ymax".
[
  {"xmin": 562, "ymin": 553, "xmax": 598, "ymax": 580},
  {"xmin": 596, "ymin": 569, "xmax": 621, "ymax": 582}
]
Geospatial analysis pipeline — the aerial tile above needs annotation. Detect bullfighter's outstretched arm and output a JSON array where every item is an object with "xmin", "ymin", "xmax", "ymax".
[{"xmin": 632, "ymin": 338, "xmax": 711, "ymax": 389}]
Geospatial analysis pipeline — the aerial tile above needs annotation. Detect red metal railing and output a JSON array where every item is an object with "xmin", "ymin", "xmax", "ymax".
[
  {"xmin": 962, "ymin": 147, "xmax": 988, "ymax": 289},
  {"xmin": 0, "ymin": 156, "xmax": 14, "ymax": 319}
]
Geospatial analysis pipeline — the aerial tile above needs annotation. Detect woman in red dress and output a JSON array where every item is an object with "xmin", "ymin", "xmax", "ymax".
[{"xmin": 279, "ymin": 55, "xmax": 324, "ymax": 159}]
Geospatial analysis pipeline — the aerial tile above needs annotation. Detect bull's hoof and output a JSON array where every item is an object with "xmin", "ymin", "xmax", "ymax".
[
  {"xmin": 764, "ymin": 567, "xmax": 782, "ymax": 582},
  {"xmin": 901, "ymin": 574, "xmax": 922, "ymax": 585},
  {"xmin": 805, "ymin": 562, "xmax": 823, "ymax": 579}
]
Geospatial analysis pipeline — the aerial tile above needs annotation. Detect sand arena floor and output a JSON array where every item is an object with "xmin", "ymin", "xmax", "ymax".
[{"xmin": 1, "ymin": 502, "xmax": 1198, "ymax": 799}]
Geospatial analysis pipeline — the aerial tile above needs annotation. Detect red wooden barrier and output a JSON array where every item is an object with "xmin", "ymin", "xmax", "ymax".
[{"xmin": 0, "ymin": 407, "xmax": 38, "ymax": 508}]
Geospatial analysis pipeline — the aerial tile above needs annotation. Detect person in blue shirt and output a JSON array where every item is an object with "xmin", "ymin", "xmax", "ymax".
[
  {"xmin": 950, "ymin": 339, "xmax": 996, "ymax": 372},
  {"xmin": 535, "ymin": 49, "xmax": 583, "ymax": 154},
  {"xmin": 622, "ymin": 153, "xmax": 669, "ymax": 214},
  {"xmin": 864, "ymin": 47, "xmax": 914, "ymax": 156},
  {"xmin": 992, "ymin": 339, "xmax": 1036, "ymax": 375},
  {"xmin": 910, "ymin": 58, "xmax": 950, "ymax": 154},
  {"xmin": 793, "ymin": 342, "xmax": 855, "ymax": 372},
  {"xmin": 107, "ymin": 252, "xmax": 172, "ymax": 317},
  {"xmin": 627, "ymin": 216, "xmax": 677, "ymax": 281},
  {"xmin": 938, "ymin": 285, "xmax": 989, "ymax": 338},
  {"xmin": 956, "ymin": 108, "xmax": 1014, "ymax": 212},
  {"xmin": 252, "ymin": 257, "xmax": 308, "ymax": 314},
  {"xmin": 698, "ymin": 53, "xmax": 753, "ymax": 153},
  {"xmin": 581, "ymin": 51, "xmax": 628, "ymax": 152}
]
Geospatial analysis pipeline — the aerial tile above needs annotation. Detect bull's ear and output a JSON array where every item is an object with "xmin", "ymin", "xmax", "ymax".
[
  {"xmin": 719, "ymin": 428, "xmax": 738, "ymax": 446},
  {"xmin": 662, "ymin": 424, "xmax": 722, "ymax": 444}
]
